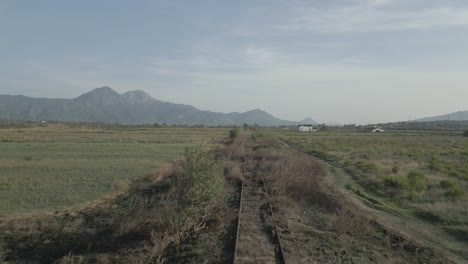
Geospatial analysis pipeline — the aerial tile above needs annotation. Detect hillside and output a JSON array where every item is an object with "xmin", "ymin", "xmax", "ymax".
[
  {"xmin": 415, "ymin": 110, "xmax": 468, "ymax": 122},
  {"xmin": 0, "ymin": 87, "xmax": 316, "ymax": 126}
]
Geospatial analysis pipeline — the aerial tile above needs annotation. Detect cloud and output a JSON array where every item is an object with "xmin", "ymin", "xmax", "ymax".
[
  {"xmin": 148, "ymin": 46, "xmax": 278, "ymax": 78},
  {"xmin": 280, "ymin": 1, "xmax": 468, "ymax": 32},
  {"xmin": 368, "ymin": 0, "xmax": 396, "ymax": 7}
]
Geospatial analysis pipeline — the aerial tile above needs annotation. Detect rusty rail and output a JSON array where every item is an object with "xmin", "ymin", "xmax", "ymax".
[
  {"xmin": 232, "ymin": 164, "xmax": 287, "ymax": 264},
  {"xmin": 233, "ymin": 178, "xmax": 244, "ymax": 264},
  {"xmin": 261, "ymin": 175, "xmax": 288, "ymax": 264}
]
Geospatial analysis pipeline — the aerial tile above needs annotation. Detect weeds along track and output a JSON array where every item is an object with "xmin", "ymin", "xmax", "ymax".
[{"xmin": 233, "ymin": 162, "xmax": 287, "ymax": 264}]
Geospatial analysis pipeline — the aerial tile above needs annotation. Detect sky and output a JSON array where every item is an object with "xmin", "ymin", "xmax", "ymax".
[{"xmin": 1, "ymin": 0, "xmax": 468, "ymax": 124}]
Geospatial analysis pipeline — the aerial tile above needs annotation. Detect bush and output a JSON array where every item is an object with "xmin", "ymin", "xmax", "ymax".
[
  {"xmin": 440, "ymin": 179, "xmax": 458, "ymax": 189},
  {"xmin": 444, "ymin": 187, "xmax": 465, "ymax": 199},
  {"xmin": 229, "ymin": 128, "xmax": 240, "ymax": 139},
  {"xmin": 406, "ymin": 170, "xmax": 427, "ymax": 193},
  {"xmin": 384, "ymin": 176, "xmax": 408, "ymax": 189},
  {"xmin": 391, "ymin": 165, "xmax": 399, "ymax": 174},
  {"xmin": 384, "ymin": 170, "xmax": 427, "ymax": 198},
  {"xmin": 428, "ymin": 157, "xmax": 445, "ymax": 172},
  {"xmin": 464, "ymin": 130, "xmax": 468, "ymax": 137},
  {"xmin": 176, "ymin": 147, "xmax": 223, "ymax": 217},
  {"xmin": 355, "ymin": 161, "xmax": 379, "ymax": 173}
]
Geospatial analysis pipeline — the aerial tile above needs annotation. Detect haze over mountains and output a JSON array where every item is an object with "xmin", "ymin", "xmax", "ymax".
[
  {"xmin": 0, "ymin": 87, "xmax": 317, "ymax": 126},
  {"xmin": 415, "ymin": 110, "xmax": 468, "ymax": 122}
]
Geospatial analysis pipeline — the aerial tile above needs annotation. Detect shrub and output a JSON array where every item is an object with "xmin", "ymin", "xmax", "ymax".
[
  {"xmin": 444, "ymin": 187, "xmax": 465, "ymax": 199},
  {"xmin": 355, "ymin": 161, "xmax": 379, "ymax": 174},
  {"xmin": 229, "ymin": 128, "xmax": 240, "ymax": 139},
  {"xmin": 384, "ymin": 171, "xmax": 427, "ymax": 197},
  {"xmin": 343, "ymin": 160, "xmax": 352, "ymax": 167},
  {"xmin": 391, "ymin": 165, "xmax": 399, "ymax": 174},
  {"xmin": 384, "ymin": 176, "xmax": 408, "ymax": 189},
  {"xmin": 176, "ymin": 147, "xmax": 223, "ymax": 217},
  {"xmin": 312, "ymin": 149, "xmax": 335, "ymax": 161},
  {"xmin": 428, "ymin": 157, "xmax": 445, "ymax": 172},
  {"xmin": 440, "ymin": 179, "xmax": 458, "ymax": 189},
  {"xmin": 406, "ymin": 170, "xmax": 427, "ymax": 193},
  {"xmin": 464, "ymin": 130, "xmax": 468, "ymax": 137}
]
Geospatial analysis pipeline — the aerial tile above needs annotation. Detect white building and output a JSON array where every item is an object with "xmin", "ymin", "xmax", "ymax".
[
  {"xmin": 298, "ymin": 124, "xmax": 316, "ymax": 132},
  {"xmin": 372, "ymin": 128, "xmax": 385, "ymax": 133}
]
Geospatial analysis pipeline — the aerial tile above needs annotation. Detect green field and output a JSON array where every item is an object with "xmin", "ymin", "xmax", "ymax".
[
  {"xmin": 0, "ymin": 124, "xmax": 227, "ymax": 217},
  {"xmin": 275, "ymin": 128, "xmax": 468, "ymax": 260}
]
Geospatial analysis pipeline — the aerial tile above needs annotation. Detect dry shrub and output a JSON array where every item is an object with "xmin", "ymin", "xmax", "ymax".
[
  {"xmin": 143, "ymin": 221, "xmax": 206, "ymax": 262},
  {"xmin": 58, "ymin": 252, "xmax": 86, "ymax": 264},
  {"xmin": 223, "ymin": 160, "xmax": 243, "ymax": 182},
  {"xmin": 144, "ymin": 159, "xmax": 184, "ymax": 183},
  {"xmin": 224, "ymin": 133, "xmax": 250, "ymax": 160},
  {"xmin": 332, "ymin": 209, "xmax": 373, "ymax": 238},
  {"xmin": 143, "ymin": 229, "xmax": 171, "ymax": 262},
  {"xmin": 93, "ymin": 254, "xmax": 113, "ymax": 264},
  {"xmin": 258, "ymin": 150, "xmax": 339, "ymax": 211},
  {"xmin": 116, "ymin": 202, "xmax": 175, "ymax": 238},
  {"xmin": 0, "ymin": 212, "xmax": 78, "ymax": 246},
  {"xmin": 252, "ymin": 147, "xmax": 284, "ymax": 161}
]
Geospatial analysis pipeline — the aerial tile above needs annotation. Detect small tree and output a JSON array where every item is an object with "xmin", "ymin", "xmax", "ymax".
[{"xmin": 229, "ymin": 127, "xmax": 240, "ymax": 139}]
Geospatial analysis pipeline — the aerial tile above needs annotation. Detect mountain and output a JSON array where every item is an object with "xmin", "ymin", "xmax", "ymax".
[
  {"xmin": 298, "ymin": 117, "xmax": 318, "ymax": 125},
  {"xmin": 0, "ymin": 87, "xmax": 314, "ymax": 126},
  {"xmin": 415, "ymin": 110, "xmax": 468, "ymax": 122}
]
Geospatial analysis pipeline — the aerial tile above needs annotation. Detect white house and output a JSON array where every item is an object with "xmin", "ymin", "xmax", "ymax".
[
  {"xmin": 372, "ymin": 128, "xmax": 385, "ymax": 133},
  {"xmin": 298, "ymin": 124, "xmax": 316, "ymax": 132}
]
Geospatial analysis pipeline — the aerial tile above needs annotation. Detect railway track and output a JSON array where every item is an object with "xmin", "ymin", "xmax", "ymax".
[{"xmin": 233, "ymin": 165, "xmax": 287, "ymax": 264}]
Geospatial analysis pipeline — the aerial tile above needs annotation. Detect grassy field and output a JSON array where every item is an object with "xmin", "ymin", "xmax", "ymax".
[
  {"xmin": 275, "ymin": 128, "xmax": 468, "ymax": 260},
  {"xmin": 0, "ymin": 129, "xmax": 459, "ymax": 263},
  {"xmin": 0, "ymin": 124, "xmax": 227, "ymax": 217}
]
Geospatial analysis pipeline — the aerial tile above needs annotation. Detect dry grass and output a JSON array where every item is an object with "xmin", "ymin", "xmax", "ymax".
[
  {"xmin": 223, "ymin": 160, "xmax": 244, "ymax": 183},
  {"xmin": 256, "ymin": 148, "xmax": 340, "ymax": 212}
]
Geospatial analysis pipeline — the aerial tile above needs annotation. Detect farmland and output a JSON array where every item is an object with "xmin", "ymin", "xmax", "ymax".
[
  {"xmin": 276, "ymin": 128, "xmax": 468, "ymax": 261},
  {"xmin": 0, "ymin": 125, "xmax": 466, "ymax": 263},
  {"xmin": 0, "ymin": 124, "xmax": 227, "ymax": 217},
  {"xmin": 1, "ymin": 128, "xmax": 457, "ymax": 263}
]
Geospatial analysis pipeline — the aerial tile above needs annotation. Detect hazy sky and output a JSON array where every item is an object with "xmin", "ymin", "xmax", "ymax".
[{"xmin": 1, "ymin": 0, "xmax": 468, "ymax": 124}]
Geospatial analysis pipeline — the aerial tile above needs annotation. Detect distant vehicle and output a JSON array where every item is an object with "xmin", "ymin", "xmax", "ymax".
[
  {"xmin": 298, "ymin": 124, "xmax": 316, "ymax": 132},
  {"xmin": 372, "ymin": 128, "xmax": 384, "ymax": 133}
]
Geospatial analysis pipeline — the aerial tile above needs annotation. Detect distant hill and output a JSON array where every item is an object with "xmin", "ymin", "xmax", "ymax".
[
  {"xmin": 298, "ymin": 117, "xmax": 318, "ymax": 125},
  {"xmin": 415, "ymin": 110, "xmax": 468, "ymax": 122},
  {"xmin": 0, "ymin": 87, "xmax": 316, "ymax": 126}
]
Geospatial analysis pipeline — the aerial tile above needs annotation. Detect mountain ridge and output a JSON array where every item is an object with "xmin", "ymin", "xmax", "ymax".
[
  {"xmin": 0, "ymin": 87, "xmax": 317, "ymax": 126},
  {"xmin": 415, "ymin": 110, "xmax": 468, "ymax": 122}
]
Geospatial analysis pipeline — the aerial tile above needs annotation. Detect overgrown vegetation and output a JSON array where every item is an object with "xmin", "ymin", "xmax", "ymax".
[
  {"xmin": 176, "ymin": 147, "xmax": 223, "ymax": 217},
  {"xmin": 249, "ymin": 131, "xmax": 452, "ymax": 263},
  {"xmin": 277, "ymin": 128, "xmax": 468, "ymax": 262}
]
